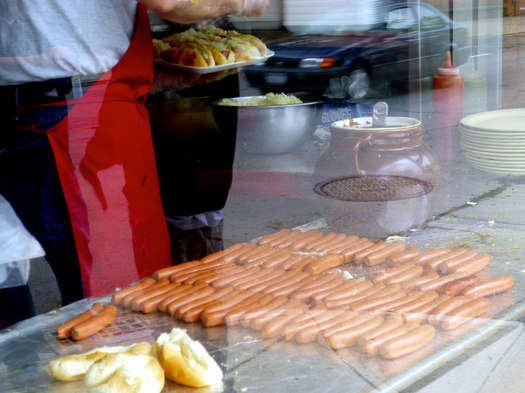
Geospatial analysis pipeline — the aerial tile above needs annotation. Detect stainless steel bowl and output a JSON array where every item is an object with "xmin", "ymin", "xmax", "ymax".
[{"xmin": 210, "ymin": 93, "xmax": 324, "ymax": 154}]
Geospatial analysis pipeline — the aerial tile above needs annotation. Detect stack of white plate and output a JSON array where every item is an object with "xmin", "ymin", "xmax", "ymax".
[{"xmin": 459, "ymin": 109, "xmax": 525, "ymax": 174}]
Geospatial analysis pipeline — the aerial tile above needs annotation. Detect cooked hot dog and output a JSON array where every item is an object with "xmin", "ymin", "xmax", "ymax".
[
  {"xmin": 313, "ymin": 233, "xmax": 349, "ymax": 253},
  {"xmin": 112, "ymin": 277, "xmax": 156, "ymax": 305},
  {"xmin": 337, "ymin": 238, "xmax": 374, "ymax": 262},
  {"xmin": 372, "ymin": 262, "xmax": 418, "ymax": 284},
  {"xmin": 360, "ymin": 319, "xmax": 418, "ymax": 356},
  {"xmin": 358, "ymin": 314, "xmax": 404, "ymax": 345},
  {"xmin": 427, "ymin": 295, "xmax": 472, "ymax": 325},
  {"xmin": 256, "ymin": 228, "xmax": 292, "ymax": 245},
  {"xmin": 303, "ymin": 253, "xmax": 345, "ymax": 274},
  {"xmin": 367, "ymin": 291, "xmax": 427, "ymax": 314},
  {"xmin": 236, "ymin": 295, "xmax": 290, "ymax": 327},
  {"xmin": 386, "ymin": 246, "xmax": 421, "ymax": 265},
  {"xmin": 151, "ymin": 261, "xmax": 201, "ymax": 281},
  {"xmin": 219, "ymin": 243, "xmax": 258, "ymax": 264},
  {"xmin": 365, "ymin": 242, "xmax": 406, "ymax": 266},
  {"xmin": 424, "ymin": 248, "xmax": 470, "ymax": 270},
  {"xmin": 56, "ymin": 303, "xmax": 104, "ymax": 339},
  {"xmin": 279, "ymin": 254, "xmax": 312, "ymax": 271},
  {"xmin": 399, "ymin": 268, "xmax": 440, "ymax": 291},
  {"xmin": 157, "ymin": 284, "xmax": 199, "ymax": 312},
  {"xmin": 259, "ymin": 305, "xmax": 309, "ymax": 338},
  {"xmin": 209, "ymin": 266, "xmax": 261, "ymax": 288},
  {"xmin": 433, "ymin": 250, "xmax": 479, "ymax": 272},
  {"xmin": 322, "ymin": 279, "xmax": 372, "ymax": 302},
  {"xmin": 349, "ymin": 289, "xmax": 406, "ymax": 312},
  {"xmin": 294, "ymin": 310, "xmax": 347, "ymax": 343},
  {"xmin": 383, "ymin": 265, "xmax": 424, "ymax": 285},
  {"xmin": 132, "ymin": 283, "xmax": 180, "ymax": 312},
  {"xmin": 325, "ymin": 315, "xmax": 385, "ymax": 349},
  {"xmin": 387, "ymin": 290, "xmax": 439, "ymax": 314},
  {"xmin": 379, "ymin": 324, "xmax": 435, "ymax": 359},
  {"xmin": 178, "ymin": 286, "xmax": 235, "ymax": 322},
  {"xmin": 266, "ymin": 229, "xmax": 302, "ymax": 248},
  {"xmin": 319, "ymin": 314, "xmax": 378, "ymax": 343},
  {"xmin": 445, "ymin": 254, "xmax": 491, "ymax": 276},
  {"xmin": 320, "ymin": 235, "xmax": 360, "ymax": 253},
  {"xmin": 262, "ymin": 271, "xmax": 309, "ymax": 294},
  {"xmin": 438, "ymin": 275, "xmax": 481, "ymax": 296},
  {"xmin": 259, "ymin": 249, "xmax": 295, "ymax": 269},
  {"xmin": 354, "ymin": 241, "xmax": 388, "ymax": 264},
  {"xmin": 289, "ymin": 230, "xmax": 324, "ymax": 250},
  {"xmin": 166, "ymin": 284, "xmax": 217, "ymax": 316},
  {"xmin": 460, "ymin": 275, "xmax": 514, "ymax": 298},
  {"xmin": 247, "ymin": 299, "xmax": 304, "ymax": 330},
  {"xmin": 321, "ymin": 282, "xmax": 385, "ymax": 309},
  {"xmin": 410, "ymin": 248, "xmax": 452, "ymax": 265},
  {"xmin": 232, "ymin": 268, "xmax": 279, "ymax": 290},
  {"xmin": 237, "ymin": 243, "xmax": 274, "ymax": 265},
  {"xmin": 192, "ymin": 265, "xmax": 246, "ymax": 286},
  {"xmin": 291, "ymin": 275, "xmax": 345, "ymax": 302},
  {"xmin": 70, "ymin": 304, "xmax": 118, "ymax": 340},
  {"xmin": 199, "ymin": 243, "xmax": 245, "ymax": 263},
  {"xmin": 418, "ymin": 272, "xmax": 469, "ymax": 292},
  {"xmin": 303, "ymin": 232, "xmax": 340, "ymax": 252},
  {"xmin": 120, "ymin": 278, "xmax": 170, "ymax": 308},
  {"xmin": 402, "ymin": 294, "xmax": 451, "ymax": 324},
  {"xmin": 440, "ymin": 297, "xmax": 492, "ymax": 330}
]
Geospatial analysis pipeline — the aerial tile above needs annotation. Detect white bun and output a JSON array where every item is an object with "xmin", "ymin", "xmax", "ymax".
[
  {"xmin": 154, "ymin": 328, "xmax": 223, "ymax": 387},
  {"xmin": 47, "ymin": 342, "xmax": 153, "ymax": 382},
  {"xmin": 84, "ymin": 353, "xmax": 165, "ymax": 393}
]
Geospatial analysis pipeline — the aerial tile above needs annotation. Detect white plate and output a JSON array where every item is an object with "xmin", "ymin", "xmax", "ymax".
[
  {"xmin": 154, "ymin": 51, "xmax": 274, "ymax": 74},
  {"xmin": 460, "ymin": 109, "xmax": 525, "ymax": 132}
]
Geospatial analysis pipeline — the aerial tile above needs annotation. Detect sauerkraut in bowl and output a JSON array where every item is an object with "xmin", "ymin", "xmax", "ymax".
[{"xmin": 218, "ymin": 93, "xmax": 303, "ymax": 106}]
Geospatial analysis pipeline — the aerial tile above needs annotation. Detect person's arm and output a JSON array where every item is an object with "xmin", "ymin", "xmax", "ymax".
[{"xmin": 138, "ymin": 0, "xmax": 268, "ymax": 25}]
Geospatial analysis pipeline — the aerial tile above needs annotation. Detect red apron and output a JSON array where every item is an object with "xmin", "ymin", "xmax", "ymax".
[{"xmin": 46, "ymin": 5, "xmax": 171, "ymax": 297}]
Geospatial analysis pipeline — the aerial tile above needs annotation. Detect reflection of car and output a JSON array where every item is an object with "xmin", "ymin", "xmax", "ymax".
[{"xmin": 244, "ymin": 1, "xmax": 471, "ymax": 99}]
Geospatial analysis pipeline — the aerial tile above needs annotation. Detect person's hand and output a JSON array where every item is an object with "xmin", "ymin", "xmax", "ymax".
[{"xmin": 237, "ymin": 0, "xmax": 269, "ymax": 17}]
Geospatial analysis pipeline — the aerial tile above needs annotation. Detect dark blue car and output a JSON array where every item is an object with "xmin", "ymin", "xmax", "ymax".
[{"xmin": 244, "ymin": 1, "xmax": 471, "ymax": 100}]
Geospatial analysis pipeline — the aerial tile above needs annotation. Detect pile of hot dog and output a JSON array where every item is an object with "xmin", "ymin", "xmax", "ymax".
[{"xmin": 111, "ymin": 228, "xmax": 515, "ymax": 360}]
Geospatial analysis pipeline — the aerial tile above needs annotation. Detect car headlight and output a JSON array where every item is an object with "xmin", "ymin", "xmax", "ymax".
[{"xmin": 299, "ymin": 58, "xmax": 336, "ymax": 68}]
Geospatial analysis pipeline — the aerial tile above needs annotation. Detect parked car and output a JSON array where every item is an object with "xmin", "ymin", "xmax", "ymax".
[{"xmin": 244, "ymin": 1, "xmax": 471, "ymax": 99}]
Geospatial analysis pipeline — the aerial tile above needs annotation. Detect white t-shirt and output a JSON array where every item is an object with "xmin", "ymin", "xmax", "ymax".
[{"xmin": 0, "ymin": 0, "xmax": 138, "ymax": 85}]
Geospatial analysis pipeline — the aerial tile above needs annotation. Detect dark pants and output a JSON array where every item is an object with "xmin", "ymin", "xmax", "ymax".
[{"xmin": 0, "ymin": 105, "xmax": 84, "ymax": 329}]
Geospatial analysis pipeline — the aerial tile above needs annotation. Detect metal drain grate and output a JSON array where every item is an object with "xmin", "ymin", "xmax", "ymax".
[{"xmin": 314, "ymin": 175, "xmax": 433, "ymax": 202}]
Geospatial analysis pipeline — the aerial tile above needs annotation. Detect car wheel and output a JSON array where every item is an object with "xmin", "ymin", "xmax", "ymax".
[{"xmin": 346, "ymin": 66, "xmax": 370, "ymax": 99}]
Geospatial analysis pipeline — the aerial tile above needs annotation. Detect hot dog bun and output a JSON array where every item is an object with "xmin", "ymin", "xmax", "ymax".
[
  {"xmin": 47, "ymin": 342, "xmax": 152, "ymax": 382},
  {"xmin": 153, "ymin": 327, "xmax": 223, "ymax": 387},
  {"xmin": 84, "ymin": 352, "xmax": 165, "ymax": 393}
]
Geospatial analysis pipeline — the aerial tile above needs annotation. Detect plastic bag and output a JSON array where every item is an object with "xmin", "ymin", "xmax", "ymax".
[{"xmin": 0, "ymin": 194, "xmax": 45, "ymax": 288}]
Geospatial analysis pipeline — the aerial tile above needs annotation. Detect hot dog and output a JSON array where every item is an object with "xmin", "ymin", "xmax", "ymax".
[
  {"xmin": 409, "ymin": 248, "xmax": 452, "ymax": 266},
  {"xmin": 262, "ymin": 271, "xmax": 310, "ymax": 295},
  {"xmin": 318, "ymin": 314, "xmax": 378, "ymax": 344},
  {"xmin": 290, "ymin": 256, "xmax": 320, "ymax": 272},
  {"xmin": 335, "ymin": 238, "xmax": 374, "ymax": 261},
  {"xmin": 424, "ymin": 248, "xmax": 470, "ymax": 270},
  {"xmin": 223, "ymin": 293, "xmax": 271, "ymax": 326},
  {"xmin": 219, "ymin": 243, "xmax": 258, "ymax": 264},
  {"xmin": 354, "ymin": 241, "xmax": 388, "ymax": 264},
  {"xmin": 427, "ymin": 295, "xmax": 472, "ymax": 325},
  {"xmin": 358, "ymin": 314, "xmax": 404, "ymax": 345},
  {"xmin": 259, "ymin": 305, "xmax": 309, "ymax": 338},
  {"xmin": 322, "ymin": 279, "xmax": 372, "ymax": 302},
  {"xmin": 308, "ymin": 279, "xmax": 352, "ymax": 302},
  {"xmin": 151, "ymin": 261, "xmax": 200, "ymax": 281},
  {"xmin": 367, "ymin": 291, "xmax": 428, "ymax": 315},
  {"xmin": 386, "ymin": 246, "xmax": 421, "ymax": 265},
  {"xmin": 191, "ymin": 265, "xmax": 246, "ymax": 286},
  {"xmin": 132, "ymin": 283, "xmax": 180, "ymax": 312},
  {"xmin": 325, "ymin": 315, "xmax": 385, "ymax": 349},
  {"xmin": 166, "ymin": 284, "xmax": 217, "ymax": 316},
  {"xmin": 418, "ymin": 272, "xmax": 470, "ymax": 292},
  {"xmin": 289, "ymin": 230, "xmax": 324, "ymax": 250},
  {"xmin": 303, "ymin": 232, "xmax": 340, "ymax": 252},
  {"xmin": 372, "ymin": 263, "xmax": 418, "ymax": 284},
  {"xmin": 157, "ymin": 284, "xmax": 200, "ymax": 313},
  {"xmin": 365, "ymin": 242, "xmax": 406, "ymax": 266},
  {"xmin": 433, "ymin": 250, "xmax": 479, "ymax": 272},
  {"xmin": 70, "ymin": 304, "xmax": 118, "ymax": 341},
  {"xmin": 279, "ymin": 254, "xmax": 312, "ymax": 271},
  {"xmin": 291, "ymin": 275, "xmax": 345, "ymax": 302},
  {"xmin": 383, "ymin": 265, "xmax": 424, "ymax": 286},
  {"xmin": 349, "ymin": 289, "xmax": 406, "ymax": 312},
  {"xmin": 460, "ymin": 275, "xmax": 514, "ymax": 298},
  {"xmin": 267, "ymin": 273, "xmax": 318, "ymax": 297},
  {"xmin": 246, "ymin": 298, "xmax": 303, "ymax": 330},
  {"xmin": 259, "ymin": 249, "xmax": 295, "ymax": 269},
  {"xmin": 294, "ymin": 310, "xmax": 347, "ymax": 343},
  {"xmin": 438, "ymin": 275, "xmax": 481, "ymax": 296},
  {"xmin": 138, "ymin": 284, "xmax": 190, "ymax": 314},
  {"xmin": 387, "ymin": 290, "xmax": 439, "ymax": 314},
  {"xmin": 360, "ymin": 319, "xmax": 419, "ymax": 356},
  {"xmin": 402, "ymin": 294, "xmax": 451, "ymax": 324},
  {"xmin": 312, "ymin": 233, "xmax": 349, "ymax": 253},
  {"xmin": 283, "ymin": 310, "xmax": 341, "ymax": 341},
  {"xmin": 445, "ymin": 254, "xmax": 491, "ymax": 276},
  {"xmin": 168, "ymin": 257, "xmax": 235, "ymax": 282},
  {"xmin": 321, "ymin": 282, "xmax": 385, "ymax": 310},
  {"xmin": 128, "ymin": 279, "xmax": 174, "ymax": 311},
  {"xmin": 320, "ymin": 235, "xmax": 360, "ymax": 253},
  {"xmin": 120, "ymin": 278, "xmax": 170, "ymax": 308},
  {"xmin": 236, "ymin": 295, "xmax": 290, "ymax": 327},
  {"xmin": 379, "ymin": 324, "xmax": 435, "ymax": 359},
  {"xmin": 440, "ymin": 297, "xmax": 492, "ymax": 331},
  {"xmin": 399, "ymin": 268, "xmax": 440, "ymax": 291},
  {"xmin": 56, "ymin": 303, "xmax": 104, "ymax": 339},
  {"xmin": 178, "ymin": 286, "xmax": 235, "ymax": 322},
  {"xmin": 303, "ymin": 253, "xmax": 345, "ymax": 274},
  {"xmin": 237, "ymin": 243, "xmax": 273, "ymax": 265},
  {"xmin": 200, "ymin": 290, "xmax": 256, "ymax": 322},
  {"xmin": 231, "ymin": 268, "xmax": 279, "ymax": 290},
  {"xmin": 209, "ymin": 266, "xmax": 261, "ymax": 288},
  {"xmin": 112, "ymin": 277, "xmax": 156, "ymax": 305},
  {"xmin": 256, "ymin": 228, "xmax": 292, "ymax": 246},
  {"xmin": 241, "ymin": 270, "xmax": 287, "ymax": 293},
  {"xmin": 199, "ymin": 243, "xmax": 245, "ymax": 263},
  {"xmin": 266, "ymin": 229, "xmax": 302, "ymax": 248}
]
